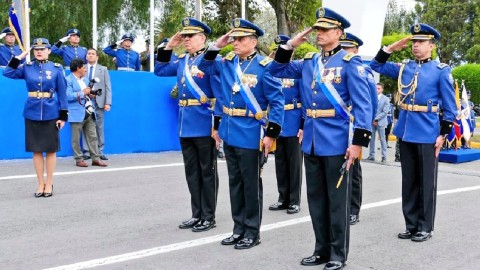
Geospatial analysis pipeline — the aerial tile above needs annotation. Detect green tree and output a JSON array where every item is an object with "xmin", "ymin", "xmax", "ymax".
[
  {"xmin": 383, "ymin": 0, "xmax": 416, "ymax": 35},
  {"xmin": 266, "ymin": 0, "xmax": 319, "ymax": 36},
  {"xmin": 452, "ymin": 64, "xmax": 480, "ymax": 104}
]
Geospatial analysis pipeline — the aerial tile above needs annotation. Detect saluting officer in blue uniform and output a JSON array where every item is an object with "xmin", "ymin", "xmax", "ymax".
[
  {"xmin": 0, "ymin": 27, "xmax": 24, "ymax": 67},
  {"xmin": 154, "ymin": 18, "xmax": 221, "ymax": 232},
  {"xmin": 3, "ymin": 38, "xmax": 68, "ymax": 198},
  {"xmin": 370, "ymin": 23, "xmax": 457, "ymax": 242},
  {"xmin": 51, "ymin": 29, "xmax": 87, "ymax": 68},
  {"xmin": 267, "ymin": 35, "xmax": 303, "ymax": 215},
  {"xmin": 339, "ymin": 32, "xmax": 377, "ymax": 226},
  {"xmin": 467, "ymin": 91, "xmax": 476, "ymax": 135},
  {"xmin": 269, "ymin": 8, "xmax": 372, "ymax": 270},
  {"xmin": 199, "ymin": 18, "xmax": 284, "ymax": 249},
  {"xmin": 385, "ymin": 93, "xmax": 394, "ymax": 147},
  {"xmin": 103, "ymin": 34, "xmax": 140, "ymax": 71}
]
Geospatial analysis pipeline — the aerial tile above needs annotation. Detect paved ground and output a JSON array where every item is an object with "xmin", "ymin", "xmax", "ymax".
[{"xmin": 1, "ymin": 145, "xmax": 480, "ymax": 270}]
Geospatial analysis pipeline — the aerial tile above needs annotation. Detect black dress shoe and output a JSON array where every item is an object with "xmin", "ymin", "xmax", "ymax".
[
  {"xmin": 300, "ymin": 255, "xmax": 329, "ymax": 266},
  {"xmin": 324, "ymin": 261, "xmax": 344, "ymax": 270},
  {"xmin": 44, "ymin": 185, "xmax": 54, "ymax": 198},
  {"xmin": 100, "ymin": 155, "xmax": 109, "ymax": 160},
  {"xmin": 83, "ymin": 155, "xmax": 91, "ymax": 160},
  {"xmin": 178, "ymin": 218, "xmax": 200, "ymax": 229},
  {"xmin": 365, "ymin": 156, "xmax": 375, "ymax": 161},
  {"xmin": 221, "ymin": 234, "xmax": 243, "ymax": 245},
  {"xmin": 350, "ymin": 214, "xmax": 360, "ymax": 225},
  {"xmin": 192, "ymin": 220, "xmax": 216, "ymax": 232},
  {"xmin": 287, "ymin": 204, "xmax": 300, "ymax": 214},
  {"xmin": 34, "ymin": 185, "xmax": 45, "ymax": 198},
  {"xmin": 394, "ymin": 158, "xmax": 401, "ymax": 162},
  {"xmin": 411, "ymin": 231, "xmax": 432, "ymax": 242},
  {"xmin": 398, "ymin": 229, "xmax": 416, "ymax": 239},
  {"xmin": 234, "ymin": 237, "xmax": 261, "ymax": 249},
  {"xmin": 269, "ymin": 202, "xmax": 288, "ymax": 211}
]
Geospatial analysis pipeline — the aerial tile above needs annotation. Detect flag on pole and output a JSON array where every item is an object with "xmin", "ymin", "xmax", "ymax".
[
  {"xmin": 460, "ymin": 81, "xmax": 472, "ymax": 141},
  {"xmin": 8, "ymin": 0, "xmax": 29, "ymax": 51}
]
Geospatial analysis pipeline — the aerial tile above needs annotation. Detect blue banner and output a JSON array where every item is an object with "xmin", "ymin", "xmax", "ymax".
[{"xmin": 8, "ymin": 0, "xmax": 28, "ymax": 51}]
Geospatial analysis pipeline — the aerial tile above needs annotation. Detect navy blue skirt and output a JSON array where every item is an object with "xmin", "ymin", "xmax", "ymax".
[{"xmin": 25, "ymin": 118, "xmax": 60, "ymax": 153}]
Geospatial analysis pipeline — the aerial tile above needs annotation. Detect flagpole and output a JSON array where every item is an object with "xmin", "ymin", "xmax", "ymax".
[
  {"xmin": 149, "ymin": 0, "xmax": 154, "ymax": 72},
  {"xmin": 24, "ymin": 0, "xmax": 30, "ymax": 58},
  {"xmin": 241, "ymin": 0, "xmax": 245, "ymax": 19},
  {"xmin": 93, "ymin": 0, "xmax": 98, "ymax": 49}
]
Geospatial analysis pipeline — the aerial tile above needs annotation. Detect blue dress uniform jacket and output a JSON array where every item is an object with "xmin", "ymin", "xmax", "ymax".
[
  {"xmin": 199, "ymin": 51, "xmax": 285, "ymax": 150},
  {"xmin": 387, "ymin": 103, "xmax": 394, "ymax": 125},
  {"xmin": 365, "ymin": 65, "xmax": 378, "ymax": 122},
  {"xmin": 65, "ymin": 74, "xmax": 92, "ymax": 122},
  {"xmin": 103, "ymin": 46, "xmax": 140, "ymax": 71},
  {"xmin": 154, "ymin": 48, "xmax": 222, "ymax": 138},
  {"xmin": 3, "ymin": 58, "xmax": 68, "ymax": 121},
  {"xmin": 370, "ymin": 53, "xmax": 457, "ymax": 143},
  {"xmin": 0, "ymin": 43, "xmax": 23, "ymax": 66},
  {"xmin": 280, "ymin": 78, "xmax": 303, "ymax": 137},
  {"xmin": 51, "ymin": 45, "xmax": 87, "ymax": 67},
  {"xmin": 269, "ymin": 46, "xmax": 372, "ymax": 156}
]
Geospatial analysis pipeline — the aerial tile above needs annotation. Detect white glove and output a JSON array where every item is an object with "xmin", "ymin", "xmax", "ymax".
[
  {"xmin": 59, "ymin": 36, "xmax": 69, "ymax": 43},
  {"xmin": 116, "ymin": 40, "xmax": 124, "ymax": 46},
  {"xmin": 0, "ymin": 33, "xmax": 6, "ymax": 39}
]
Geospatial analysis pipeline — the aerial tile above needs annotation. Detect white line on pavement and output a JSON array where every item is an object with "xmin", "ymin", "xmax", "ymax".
[{"xmin": 43, "ymin": 184, "xmax": 480, "ymax": 270}]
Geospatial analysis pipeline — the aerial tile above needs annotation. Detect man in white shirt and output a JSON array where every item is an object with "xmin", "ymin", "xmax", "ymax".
[{"xmin": 82, "ymin": 48, "xmax": 112, "ymax": 160}]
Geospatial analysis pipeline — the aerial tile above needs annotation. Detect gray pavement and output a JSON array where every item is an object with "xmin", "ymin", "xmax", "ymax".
[{"xmin": 1, "ymin": 145, "xmax": 480, "ymax": 270}]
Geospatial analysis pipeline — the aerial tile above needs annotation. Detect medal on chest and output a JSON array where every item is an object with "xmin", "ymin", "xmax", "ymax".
[{"xmin": 46, "ymin": 71, "xmax": 52, "ymax": 80}]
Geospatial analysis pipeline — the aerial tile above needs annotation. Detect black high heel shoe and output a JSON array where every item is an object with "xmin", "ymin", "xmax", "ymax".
[
  {"xmin": 44, "ymin": 185, "xmax": 53, "ymax": 198},
  {"xmin": 34, "ymin": 184, "xmax": 45, "ymax": 198}
]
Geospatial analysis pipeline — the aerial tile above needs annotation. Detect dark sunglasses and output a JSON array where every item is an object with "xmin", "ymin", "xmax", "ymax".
[{"xmin": 181, "ymin": 34, "xmax": 198, "ymax": 39}]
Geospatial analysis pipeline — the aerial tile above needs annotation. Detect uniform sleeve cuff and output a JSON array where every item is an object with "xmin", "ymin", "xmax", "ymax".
[
  {"xmin": 440, "ymin": 120, "xmax": 454, "ymax": 136},
  {"xmin": 266, "ymin": 121, "xmax": 282, "ymax": 139},
  {"xmin": 352, "ymin": 128, "xmax": 372, "ymax": 147},
  {"xmin": 374, "ymin": 48, "xmax": 391, "ymax": 64},
  {"xmin": 59, "ymin": 110, "xmax": 69, "ymax": 121},
  {"xmin": 54, "ymin": 41, "xmax": 62, "ymax": 48},
  {"xmin": 7, "ymin": 57, "xmax": 21, "ymax": 69},
  {"xmin": 300, "ymin": 117, "xmax": 305, "ymax": 130},
  {"xmin": 157, "ymin": 49, "xmax": 172, "ymax": 62},
  {"xmin": 274, "ymin": 46, "xmax": 294, "ymax": 64},
  {"xmin": 214, "ymin": 116, "xmax": 222, "ymax": 130},
  {"xmin": 204, "ymin": 49, "xmax": 219, "ymax": 61},
  {"xmin": 110, "ymin": 44, "xmax": 117, "ymax": 49}
]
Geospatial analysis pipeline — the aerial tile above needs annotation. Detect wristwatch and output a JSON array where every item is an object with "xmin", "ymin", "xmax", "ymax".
[{"xmin": 286, "ymin": 40, "xmax": 294, "ymax": 50}]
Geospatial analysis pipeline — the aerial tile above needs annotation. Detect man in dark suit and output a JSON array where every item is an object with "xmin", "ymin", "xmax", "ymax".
[{"xmin": 82, "ymin": 48, "xmax": 112, "ymax": 160}]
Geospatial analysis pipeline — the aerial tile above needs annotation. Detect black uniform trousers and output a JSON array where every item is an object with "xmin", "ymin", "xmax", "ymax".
[
  {"xmin": 224, "ymin": 142, "xmax": 263, "ymax": 239},
  {"xmin": 399, "ymin": 140, "xmax": 438, "ymax": 233},
  {"xmin": 305, "ymin": 154, "xmax": 352, "ymax": 263},
  {"xmin": 350, "ymin": 159, "xmax": 362, "ymax": 216},
  {"xmin": 274, "ymin": 136, "xmax": 303, "ymax": 206},
  {"xmin": 180, "ymin": 137, "xmax": 219, "ymax": 222},
  {"xmin": 385, "ymin": 124, "xmax": 392, "ymax": 139}
]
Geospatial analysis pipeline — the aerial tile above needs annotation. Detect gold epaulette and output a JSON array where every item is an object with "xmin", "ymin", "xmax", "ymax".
[
  {"xmin": 54, "ymin": 63, "xmax": 61, "ymax": 67},
  {"xmin": 437, "ymin": 63, "xmax": 449, "ymax": 69},
  {"xmin": 26, "ymin": 62, "xmax": 32, "ymax": 65},
  {"xmin": 225, "ymin": 52, "xmax": 236, "ymax": 61},
  {"xmin": 343, "ymin": 53, "xmax": 356, "ymax": 62},
  {"xmin": 178, "ymin": 54, "xmax": 186, "ymax": 59},
  {"xmin": 402, "ymin": 59, "xmax": 410, "ymax": 64},
  {"xmin": 304, "ymin": 52, "xmax": 316, "ymax": 59},
  {"xmin": 259, "ymin": 57, "xmax": 273, "ymax": 66}
]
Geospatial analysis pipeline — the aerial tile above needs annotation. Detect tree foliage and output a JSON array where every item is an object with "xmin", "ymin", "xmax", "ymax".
[
  {"xmin": 452, "ymin": 64, "xmax": 480, "ymax": 104},
  {"xmin": 266, "ymin": 0, "xmax": 319, "ymax": 36},
  {"xmin": 383, "ymin": 0, "xmax": 415, "ymax": 35}
]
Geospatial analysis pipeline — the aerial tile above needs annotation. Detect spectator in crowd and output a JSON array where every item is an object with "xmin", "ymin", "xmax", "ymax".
[
  {"xmin": 82, "ymin": 48, "xmax": 112, "ymax": 161},
  {"xmin": 52, "ymin": 29, "xmax": 87, "ymax": 68},
  {"xmin": 65, "ymin": 58, "xmax": 107, "ymax": 168},
  {"xmin": 0, "ymin": 27, "xmax": 24, "ymax": 67},
  {"xmin": 3, "ymin": 38, "xmax": 68, "ymax": 197},
  {"xmin": 366, "ymin": 83, "xmax": 390, "ymax": 163},
  {"xmin": 140, "ymin": 38, "xmax": 169, "ymax": 72},
  {"xmin": 385, "ymin": 93, "xmax": 394, "ymax": 148},
  {"xmin": 103, "ymin": 33, "xmax": 140, "ymax": 71}
]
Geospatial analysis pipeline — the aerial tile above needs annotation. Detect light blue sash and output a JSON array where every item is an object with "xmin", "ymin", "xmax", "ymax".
[{"xmin": 184, "ymin": 58, "xmax": 214, "ymax": 112}]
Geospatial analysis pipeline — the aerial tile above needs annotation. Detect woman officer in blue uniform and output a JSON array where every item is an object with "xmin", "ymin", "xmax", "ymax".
[{"xmin": 3, "ymin": 38, "xmax": 68, "ymax": 198}]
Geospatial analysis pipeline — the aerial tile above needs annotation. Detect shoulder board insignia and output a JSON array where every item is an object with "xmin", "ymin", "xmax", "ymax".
[
  {"xmin": 304, "ymin": 52, "xmax": 316, "ymax": 59},
  {"xmin": 0, "ymin": 43, "xmax": 4, "ymax": 46},
  {"xmin": 259, "ymin": 57, "xmax": 273, "ymax": 67},
  {"xmin": 402, "ymin": 59, "xmax": 410, "ymax": 64},
  {"xmin": 343, "ymin": 53, "xmax": 356, "ymax": 62},
  {"xmin": 225, "ymin": 52, "xmax": 236, "ymax": 61},
  {"xmin": 82, "ymin": 47, "xmax": 87, "ymax": 50},
  {"xmin": 178, "ymin": 54, "xmax": 186, "ymax": 58},
  {"xmin": 54, "ymin": 63, "xmax": 61, "ymax": 67},
  {"xmin": 437, "ymin": 63, "xmax": 449, "ymax": 69},
  {"xmin": 26, "ymin": 62, "xmax": 32, "ymax": 65}
]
